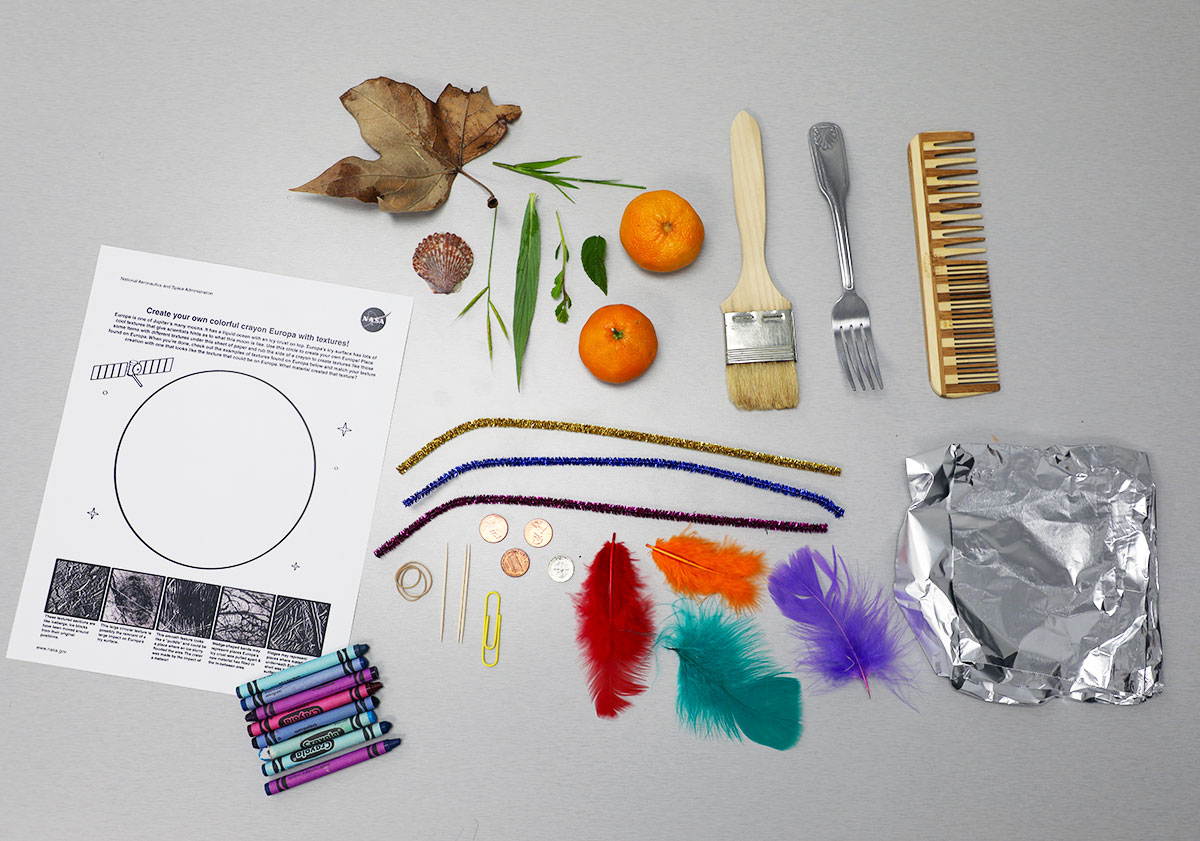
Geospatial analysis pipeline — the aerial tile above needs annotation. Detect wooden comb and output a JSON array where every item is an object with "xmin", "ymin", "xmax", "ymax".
[{"xmin": 907, "ymin": 131, "xmax": 999, "ymax": 398}]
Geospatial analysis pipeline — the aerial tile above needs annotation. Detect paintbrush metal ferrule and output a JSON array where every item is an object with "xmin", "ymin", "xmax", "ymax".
[{"xmin": 723, "ymin": 310, "xmax": 796, "ymax": 364}]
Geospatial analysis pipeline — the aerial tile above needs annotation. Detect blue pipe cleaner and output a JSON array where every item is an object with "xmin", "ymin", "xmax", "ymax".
[{"xmin": 402, "ymin": 456, "xmax": 844, "ymax": 518}]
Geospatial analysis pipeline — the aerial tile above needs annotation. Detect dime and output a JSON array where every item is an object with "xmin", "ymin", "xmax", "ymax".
[
  {"xmin": 524, "ymin": 518, "xmax": 553, "ymax": 548},
  {"xmin": 501, "ymin": 548, "xmax": 530, "ymax": 578},
  {"xmin": 479, "ymin": 514, "xmax": 508, "ymax": 543},
  {"xmin": 547, "ymin": 555, "xmax": 575, "ymax": 583}
]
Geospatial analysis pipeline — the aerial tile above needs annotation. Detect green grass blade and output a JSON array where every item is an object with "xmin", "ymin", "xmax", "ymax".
[{"xmin": 512, "ymin": 193, "xmax": 540, "ymax": 389}]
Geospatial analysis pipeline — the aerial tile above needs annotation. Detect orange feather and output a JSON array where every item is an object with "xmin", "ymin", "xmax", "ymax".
[{"xmin": 647, "ymin": 530, "xmax": 766, "ymax": 612}]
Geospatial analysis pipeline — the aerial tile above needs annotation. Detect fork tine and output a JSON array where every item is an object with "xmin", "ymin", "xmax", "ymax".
[
  {"xmin": 852, "ymin": 326, "xmax": 878, "ymax": 390},
  {"xmin": 834, "ymin": 328, "xmax": 857, "ymax": 391},
  {"xmin": 843, "ymin": 327, "xmax": 868, "ymax": 391},
  {"xmin": 860, "ymin": 324, "xmax": 883, "ymax": 389}
]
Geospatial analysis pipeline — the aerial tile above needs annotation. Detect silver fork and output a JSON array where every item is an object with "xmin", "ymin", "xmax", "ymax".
[{"xmin": 809, "ymin": 122, "xmax": 882, "ymax": 391}]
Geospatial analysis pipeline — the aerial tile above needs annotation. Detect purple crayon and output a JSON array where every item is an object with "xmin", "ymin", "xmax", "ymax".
[
  {"xmin": 247, "ymin": 682, "xmax": 382, "ymax": 738},
  {"xmin": 265, "ymin": 738, "xmax": 402, "ymax": 795},
  {"xmin": 245, "ymin": 667, "xmax": 379, "ymax": 722}
]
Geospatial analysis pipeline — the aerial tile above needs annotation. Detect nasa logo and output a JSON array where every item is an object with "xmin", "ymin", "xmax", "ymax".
[{"xmin": 360, "ymin": 307, "xmax": 387, "ymax": 333}]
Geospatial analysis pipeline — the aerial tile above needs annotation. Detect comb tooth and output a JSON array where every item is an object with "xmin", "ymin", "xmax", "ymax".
[
  {"xmin": 925, "ymin": 156, "xmax": 976, "ymax": 168},
  {"xmin": 926, "ymin": 167, "xmax": 978, "ymax": 179},
  {"xmin": 931, "ymin": 224, "xmax": 984, "ymax": 235},
  {"xmin": 930, "ymin": 210, "xmax": 982, "ymax": 222},
  {"xmin": 934, "ymin": 245, "xmax": 987, "ymax": 258},
  {"xmin": 927, "ymin": 176, "xmax": 980, "ymax": 188},
  {"xmin": 928, "ymin": 192, "xmax": 980, "ymax": 204}
]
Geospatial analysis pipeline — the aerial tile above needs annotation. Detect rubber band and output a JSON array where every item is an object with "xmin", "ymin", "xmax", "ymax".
[
  {"xmin": 394, "ymin": 561, "xmax": 433, "ymax": 601},
  {"xmin": 397, "ymin": 418, "xmax": 841, "ymax": 477},
  {"xmin": 375, "ymin": 494, "xmax": 827, "ymax": 557},
  {"xmin": 403, "ymin": 455, "xmax": 844, "ymax": 518}
]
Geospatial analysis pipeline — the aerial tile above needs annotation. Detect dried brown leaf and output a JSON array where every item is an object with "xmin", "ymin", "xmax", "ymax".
[{"xmin": 292, "ymin": 78, "xmax": 521, "ymax": 213}]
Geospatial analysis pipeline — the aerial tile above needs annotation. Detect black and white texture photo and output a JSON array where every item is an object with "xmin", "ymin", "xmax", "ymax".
[
  {"xmin": 101, "ymin": 568, "xmax": 165, "ymax": 629},
  {"xmin": 212, "ymin": 587, "xmax": 275, "ymax": 648},
  {"xmin": 267, "ymin": 596, "xmax": 330, "ymax": 657},
  {"xmin": 44, "ymin": 559, "xmax": 109, "ymax": 620}
]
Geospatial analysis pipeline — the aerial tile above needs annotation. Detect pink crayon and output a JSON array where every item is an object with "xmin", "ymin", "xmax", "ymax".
[
  {"xmin": 245, "ymin": 667, "xmax": 379, "ymax": 722},
  {"xmin": 247, "ymin": 682, "xmax": 382, "ymax": 738},
  {"xmin": 265, "ymin": 738, "xmax": 401, "ymax": 795}
]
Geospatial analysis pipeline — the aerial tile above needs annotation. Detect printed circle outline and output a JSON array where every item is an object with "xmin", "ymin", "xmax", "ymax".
[{"xmin": 113, "ymin": 369, "xmax": 316, "ymax": 570}]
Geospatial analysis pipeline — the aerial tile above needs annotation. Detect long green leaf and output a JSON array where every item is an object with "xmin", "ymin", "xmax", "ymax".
[
  {"xmin": 512, "ymin": 193, "xmax": 540, "ymax": 389},
  {"xmin": 581, "ymin": 235, "xmax": 608, "ymax": 294}
]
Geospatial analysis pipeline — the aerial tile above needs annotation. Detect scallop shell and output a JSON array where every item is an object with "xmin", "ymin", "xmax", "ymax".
[{"xmin": 412, "ymin": 232, "xmax": 474, "ymax": 294}]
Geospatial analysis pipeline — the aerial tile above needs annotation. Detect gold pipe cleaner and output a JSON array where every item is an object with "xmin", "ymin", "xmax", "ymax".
[{"xmin": 397, "ymin": 418, "xmax": 841, "ymax": 477}]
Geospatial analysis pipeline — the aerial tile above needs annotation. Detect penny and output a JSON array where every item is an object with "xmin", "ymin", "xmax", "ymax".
[
  {"xmin": 524, "ymin": 518, "xmax": 553, "ymax": 548},
  {"xmin": 479, "ymin": 514, "xmax": 508, "ymax": 543},
  {"xmin": 547, "ymin": 555, "xmax": 575, "ymax": 583},
  {"xmin": 501, "ymin": 548, "xmax": 530, "ymax": 578}
]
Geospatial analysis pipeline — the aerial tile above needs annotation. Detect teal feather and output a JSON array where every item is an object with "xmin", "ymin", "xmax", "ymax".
[{"xmin": 658, "ymin": 601, "xmax": 802, "ymax": 751}]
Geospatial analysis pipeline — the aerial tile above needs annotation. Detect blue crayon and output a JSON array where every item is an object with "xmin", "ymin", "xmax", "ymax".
[
  {"xmin": 235, "ymin": 644, "xmax": 369, "ymax": 700},
  {"xmin": 239, "ymin": 656, "xmax": 369, "ymax": 710},
  {"xmin": 251, "ymin": 697, "xmax": 378, "ymax": 749},
  {"xmin": 257, "ymin": 712, "xmax": 379, "ymax": 761},
  {"xmin": 262, "ymin": 721, "xmax": 392, "ymax": 776}
]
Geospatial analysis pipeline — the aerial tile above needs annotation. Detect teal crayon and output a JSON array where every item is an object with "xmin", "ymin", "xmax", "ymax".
[
  {"xmin": 235, "ymin": 644, "xmax": 369, "ymax": 700},
  {"xmin": 264, "ymin": 739, "xmax": 401, "ymax": 795},
  {"xmin": 257, "ymin": 712, "xmax": 378, "ymax": 760},
  {"xmin": 261, "ymin": 721, "xmax": 392, "ymax": 776},
  {"xmin": 247, "ymin": 682, "xmax": 382, "ymax": 738},
  {"xmin": 239, "ymin": 656, "xmax": 369, "ymax": 710}
]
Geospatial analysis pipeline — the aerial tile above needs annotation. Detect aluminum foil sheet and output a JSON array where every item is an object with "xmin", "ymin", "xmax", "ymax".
[{"xmin": 894, "ymin": 444, "xmax": 1162, "ymax": 705}]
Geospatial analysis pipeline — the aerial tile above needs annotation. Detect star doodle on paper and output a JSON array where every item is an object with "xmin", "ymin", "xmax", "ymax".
[
  {"xmin": 338, "ymin": 423, "xmax": 352, "ymax": 437},
  {"xmin": 291, "ymin": 562, "xmax": 300, "ymax": 571},
  {"xmin": 87, "ymin": 508, "xmax": 99, "ymax": 519}
]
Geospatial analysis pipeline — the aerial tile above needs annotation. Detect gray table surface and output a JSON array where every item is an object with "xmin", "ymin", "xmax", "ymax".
[{"xmin": 4, "ymin": 2, "xmax": 1198, "ymax": 839}]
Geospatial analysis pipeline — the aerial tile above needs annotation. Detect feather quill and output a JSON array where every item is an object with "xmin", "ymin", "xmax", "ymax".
[
  {"xmin": 658, "ymin": 601, "xmax": 801, "ymax": 750},
  {"xmin": 768, "ymin": 546, "xmax": 913, "ymax": 697},
  {"xmin": 647, "ymin": 530, "xmax": 766, "ymax": 612},
  {"xmin": 572, "ymin": 535, "xmax": 656, "ymax": 718}
]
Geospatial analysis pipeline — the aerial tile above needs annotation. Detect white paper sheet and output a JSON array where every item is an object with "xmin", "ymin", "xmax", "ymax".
[{"xmin": 6, "ymin": 247, "xmax": 413, "ymax": 692}]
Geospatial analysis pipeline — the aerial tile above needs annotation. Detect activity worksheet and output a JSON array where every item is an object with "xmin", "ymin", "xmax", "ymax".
[{"xmin": 7, "ymin": 247, "xmax": 413, "ymax": 692}]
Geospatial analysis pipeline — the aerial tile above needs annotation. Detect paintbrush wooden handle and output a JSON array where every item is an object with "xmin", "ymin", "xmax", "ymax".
[{"xmin": 724, "ymin": 110, "xmax": 790, "ymax": 312}]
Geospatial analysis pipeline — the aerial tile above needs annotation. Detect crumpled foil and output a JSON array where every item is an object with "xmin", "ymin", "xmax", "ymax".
[{"xmin": 894, "ymin": 444, "xmax": 1162, "ymax": 705}]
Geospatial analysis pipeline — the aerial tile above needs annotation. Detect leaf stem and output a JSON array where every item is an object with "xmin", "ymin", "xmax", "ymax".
[{"xmin": 458, "ymin": 167, "xmax": 498, "ymax": 208}]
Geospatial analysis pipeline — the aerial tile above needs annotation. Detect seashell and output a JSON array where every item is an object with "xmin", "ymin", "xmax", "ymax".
[{"xmin": 412, "ymin": 232, "xmax": 473, "ymax": 294}]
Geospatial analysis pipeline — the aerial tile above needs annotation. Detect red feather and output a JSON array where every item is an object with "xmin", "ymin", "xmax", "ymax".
[{"xmin": 572, "ymin": 534, "xmax": 656, "ymax": 718}]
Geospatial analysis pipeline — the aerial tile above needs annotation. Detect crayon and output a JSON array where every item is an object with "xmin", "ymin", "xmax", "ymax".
[
  {"xmin": 251, "ymin": 697, "xmax": 378, "ymax": 749},
  {"xmin": 235, "ymin": 644, "xmax": 369, "ymax": 699},
  {"xmin": 245, "ymin": 667, "xmax": 379, "ymax": 722},
  {"xmin": 264, "ymin": 738, "xmax": 402, "ymax": 795},
  {"xmin": 239, "ymin": 657, "xmax": 369, "ymax": 710},
  {"xmin": 257, "ymin": 712, "xmax": 379, "ymax": 761},
  {"xmin": 261, "ymin": 721, "xmax": 393, "ymax": 776},
  {"xmin": 247, "ymin": 682, "xmax": 382, "ymax": 737}
]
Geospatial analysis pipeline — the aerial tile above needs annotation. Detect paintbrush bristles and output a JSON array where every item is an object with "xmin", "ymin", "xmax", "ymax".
[{"xmin": 726, "ymin": 361, "xmax": 798, "ymax": 410}]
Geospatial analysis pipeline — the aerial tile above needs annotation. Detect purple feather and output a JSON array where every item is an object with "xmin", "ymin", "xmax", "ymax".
[{"xmin": 768, "ymin": 546, "xmax": 913, "ymax": 697}]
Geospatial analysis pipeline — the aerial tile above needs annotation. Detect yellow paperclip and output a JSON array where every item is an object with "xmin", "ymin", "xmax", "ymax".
[{"xmin": 482, "ymin": 591, "xmax": 501, "ymax": 667}]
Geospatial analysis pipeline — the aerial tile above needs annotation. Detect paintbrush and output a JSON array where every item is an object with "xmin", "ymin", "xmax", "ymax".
[{"xmin": 722, "ymin": 110, "xmax": 798, "ymax": 410}]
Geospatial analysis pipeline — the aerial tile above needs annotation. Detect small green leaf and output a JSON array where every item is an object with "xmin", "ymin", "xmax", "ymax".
[
  {"xmin": 489, "ymin": 300, "xmax": 510, "ymax": 338},
  {"xmin": 581, "ymin": 235, "xmax": 608, "ymax": 294},
  {"xmin": 457, "ymin": 286, "xmax": 487, "ymax": 318},
  {"xmin": 515, "ymin": 156, "xmax": 579, "ymax": 171}
]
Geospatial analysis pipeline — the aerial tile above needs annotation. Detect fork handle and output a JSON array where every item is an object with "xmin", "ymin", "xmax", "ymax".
[{"xmin": 809, "ymin": 122, "xmax": 855, "ymax": 292}]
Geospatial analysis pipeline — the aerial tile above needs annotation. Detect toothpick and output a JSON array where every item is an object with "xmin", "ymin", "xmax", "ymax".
[
  {"xmin": 439, "ymin": 543, "xmax": 448, "ymax": 642},
  {"xmin": 458, "ymin": 545, "xmax": 471, "ymax": 643}
]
